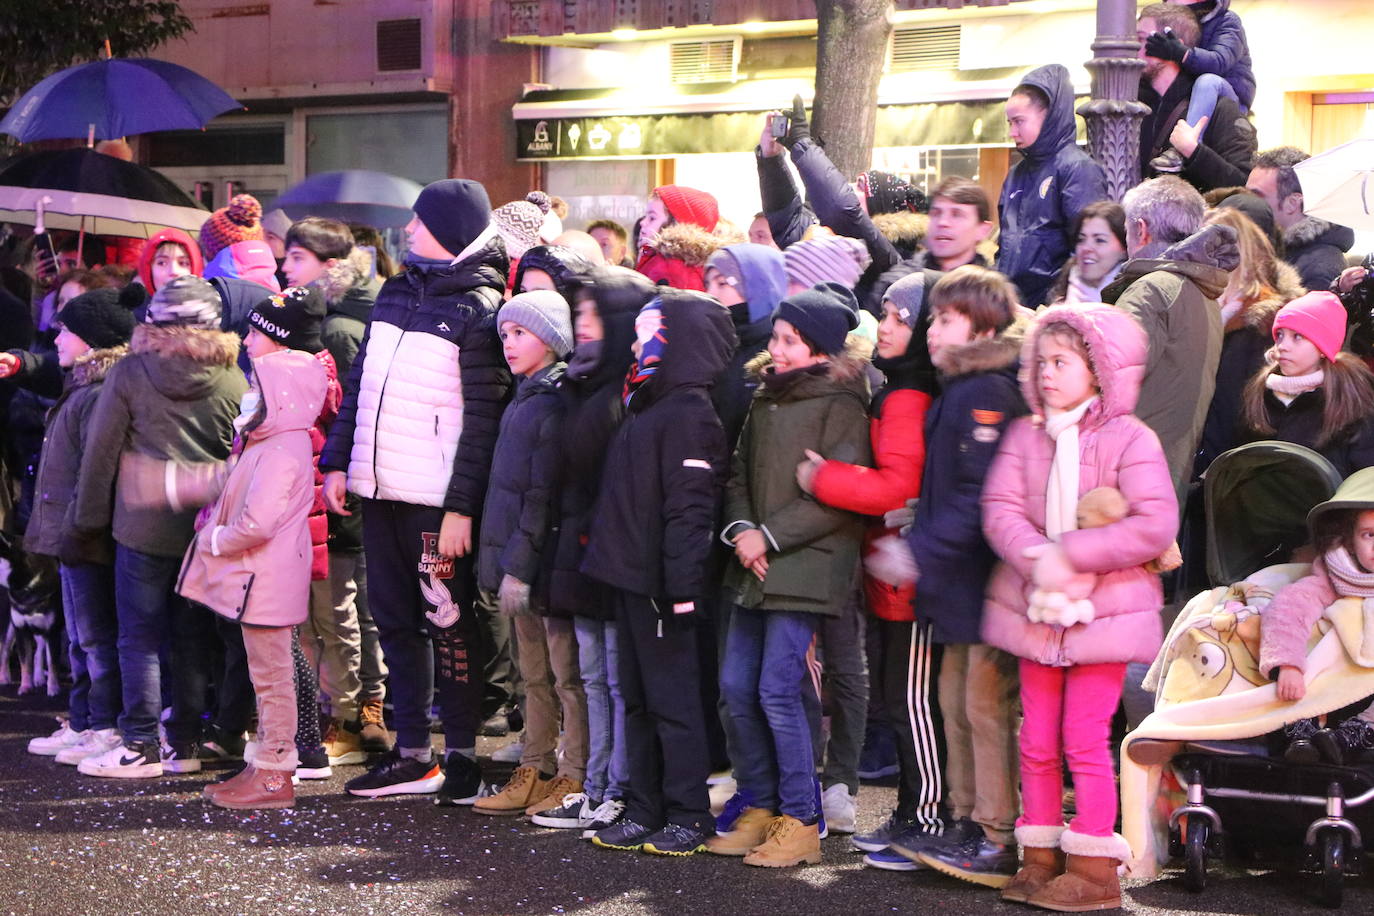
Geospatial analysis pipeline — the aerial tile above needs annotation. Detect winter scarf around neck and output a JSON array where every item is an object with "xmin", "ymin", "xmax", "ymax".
[
  {"xmin": 1267, "ymin": 367, "xmax": 1324, "ymax": 403},
  {"xmin": 1065, "ymin": 263, "xmax": 1123, "ymax": 305},
  {"xmin": 1044, "ymin": 396, "xmax": 1098, "ymax": 540},
  {"xmin": 567, "ymin": 340, "xmax": 603, "ymax": 380},
  {"xmin": 1324, "ymin": 546, "xmax": 1374, "ymax": 599}
]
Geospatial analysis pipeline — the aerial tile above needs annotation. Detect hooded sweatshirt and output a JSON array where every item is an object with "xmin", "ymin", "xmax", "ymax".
[
  {"xmin": 981, "ymin": 304, "xmax": 1177, "ymax": 667},
  {"xmin": 710, "ymin": 243, "xmax": 787, "ymax": 450},
  {"xmin": 137, "ymin": 228, "xmax": 204, "ymax": 292},
  {"xmin": 177, "ymin": 349, "xmax": 327, "ymax": 626},
  {"xmin": 995, "ymin": 64, "xmax": 1108, "ymax": 308}
]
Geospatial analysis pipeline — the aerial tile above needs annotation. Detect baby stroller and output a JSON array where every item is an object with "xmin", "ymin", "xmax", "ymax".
[{"xmin": 1126, "ymin": 442, "xmax": 1374, "ymax": 907}]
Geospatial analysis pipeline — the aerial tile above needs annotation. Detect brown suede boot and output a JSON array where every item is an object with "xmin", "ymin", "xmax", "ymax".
[
  {"xmin": 473, "ymin": 765, "xmax": 550, "ymax": 816},
  {"xmin": 742, "ymin": 815, "xmax": 822, "ymax": 868},
  {"xmin": 1002, "ymin": 845, "xmax": 1067, "ymax": 904},
  {"xmin": 705, "ymin": 807, "xmax": 775, "ymax": 856},
  {"xmin": 358, "ymin": 697, "xmax": 393, "ymax": 753},
  {"xmin": 1027, "ymin": 854, "xmax": 1121, "ymax": 912},
  {"xmin": 209, "ymin": 766, "xmax": 295, "ymax": 810}
]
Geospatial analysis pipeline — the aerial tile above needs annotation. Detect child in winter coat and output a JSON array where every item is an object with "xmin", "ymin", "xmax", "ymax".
[
  {"xmin": 534, "ymin": 267, "xmax": 657, "ymax": 836},
  {"xmin": 472, "ymin": 290, "xmax": 588, "ymax": 818},
  {"xmin": 20, "ymin": 290, "xmax": 133, "ymax": 764},
  {"xmin": 869, "ymin": 266, "xmax": 1027, "ymax": 878},
  {"xmin": 582, "ymin": 289, "xmax": 735, "ymax": 856},
  {"xmin": 321, "ymin": 179, "xmax": 512, "ymax": 803},
  {"xmin": 1240, "ymin": 291, "xmax": 1374, "ymax": 478},
  {"xmin": 708, "ymin": 283, "xmax": 872, "ymax": 868},
  {"xmin": 73, "ymin": 276, "xmax": 247, "ymax": 779},
  {"xmin": 980, "ymin": 304, "xmax": 1178, "ymax": 911},
  {"xmin": 137, "ymin": 228, "xmax": 203, "ymax": 296},
  {"xmin": 635, "ymin": 185, "xmax": 721, "ymax": 291},
  {"xmin": 1262, "ymin": 469, "xmax": 1374, "ymax": 765},
  {"xmin": 178, "ymin": 347, "xmax": 328, "ymax": 809}
]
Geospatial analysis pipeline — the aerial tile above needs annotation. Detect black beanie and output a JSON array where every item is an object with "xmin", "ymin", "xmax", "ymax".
[
  {"xmin": 56, "ymin": 288, "xmax": 135, "ymax": 349},
  {"xmin": 413, "ymin": 178, "xmax": 493, "ymax": 257},
  {"xmin": 248, "ymin": 286, "xmax": 326, "ymax": 354},
  {"xmin": 772, "ymin": 282, "xmax": 859, "ymax": 356}
]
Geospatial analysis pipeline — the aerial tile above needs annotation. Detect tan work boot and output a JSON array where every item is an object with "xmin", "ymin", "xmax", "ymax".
[
  {"xmin": 1002, "ymin": 845, "xmax": 1067, "ymax": 904},
  {"xmin": 208, "ymin": 765, "xmax": 294, "ymax": 810},
  {"xmin": 323, "ymin": 719, "xmax": 366, "ymax": 766},
  {"xmin": 705, "ymin": 807, "xmax": 775, "ymax": 856},
  {"xmin": 473, "ymin": 765, "xmax": 550, "ymax": 816},
  {"xmin": 742, "ymin": 814, "xmax": 822, "ymax": 867},
  {"xmin": 358, "ymin": 697, "xmax": 393, "ymax": 753},
  {"xmin": 1027, "ymin": 854, "xmax": 1122, "ymax": 911},
  {"xmin": 526, "ymin": 775, "xmax": 581, "ymax": 816}
]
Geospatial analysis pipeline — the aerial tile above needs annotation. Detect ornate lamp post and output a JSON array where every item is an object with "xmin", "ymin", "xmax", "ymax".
[{"xmin": 1078, "ymin": 0, "xmax": 1151, "ymax": 201}]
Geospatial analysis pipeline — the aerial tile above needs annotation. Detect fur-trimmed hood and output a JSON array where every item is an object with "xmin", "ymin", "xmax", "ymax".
[
  {"xmin": 1225, "ymin": 261, "xmax": 1305, "ymax": 335},
  {"xmin": 314, "ymin": 247, "xmax": 377, "ymax": 308},
  {"xmin": 1020, "ymin": 303, "xmax": 1147, "ymax": 429},
  {"xmin": 129, "ymin": 323, "xmax": 243, "ymax": 400},
  {"xmin": 1283, "ymin": 215, "xmax": 1355, "ymax": 254},
  {"xmin": 744, "ymin": 335, "xmax": 872, "ymax": 385},
  {"xmin": 1113, "ymin": 223, "xmax": 1239, "ymax": 302},
  {"xmin": 652, "ymin": 221, "xmax": 723, "ymax": 268},
  {"xmin": 68, "ymin": 345, "xmax": 127, "ymax": 389},
  {"xmin": 934, "ymin": 314, "xmax": 1028, "ymax": 379}
]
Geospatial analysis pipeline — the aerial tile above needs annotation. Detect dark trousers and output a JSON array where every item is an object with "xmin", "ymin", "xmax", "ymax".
[
  {"xmin": 613, "ymin": 589, "xmax": 712, "ymax": 832},
  {"xmin": 213, "ymin": 616, "xmax": 259, "ymax": 735},
  {"xmin": 880, "ymin": 618, "xmax": 949, "ymax": 831},
  {"xmin": 362, "ymin": 498, "xmax": 484, "ymax": 751}
]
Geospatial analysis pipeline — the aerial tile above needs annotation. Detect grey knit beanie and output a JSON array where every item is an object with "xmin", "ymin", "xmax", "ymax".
[
  {"xmin": 145, "ymin": 275, "xmax": 222, "ymax": 328},
  {"xmin": 499, "ymin": 289, "xmax": 573, "ymax": 358}
]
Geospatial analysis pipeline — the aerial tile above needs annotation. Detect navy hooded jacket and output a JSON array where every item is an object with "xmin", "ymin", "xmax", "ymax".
[
  {"xmin": 1183, "ymin": 0, "xmax": 1256, "ymax": 111},
  {"xmin": 995, "ymin": 64, "xmax": 1108, "ymax": 308}
]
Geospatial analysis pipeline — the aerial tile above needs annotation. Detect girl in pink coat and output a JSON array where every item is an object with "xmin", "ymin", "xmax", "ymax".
[
  {"xmin": 979, "ymin": 303, "xmax": 1177, "ymax": 910},
  {"xmin": 178, "ymin": 347, "xmax": 328, "ymax": 810}
]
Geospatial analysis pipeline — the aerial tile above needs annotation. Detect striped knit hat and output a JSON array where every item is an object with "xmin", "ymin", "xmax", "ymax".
[
  {"xmin": 784, "ymin": 235, "xmax": 871, "ymax": 291},
  {"xmin": 200, "ymin": 194, "xmax": 265, "ymax": 262}
]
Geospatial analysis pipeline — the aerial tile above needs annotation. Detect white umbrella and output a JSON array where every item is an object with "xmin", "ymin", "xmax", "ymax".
[
  {"xmin": 1294, "ymin": 138, "xmax": 1374, "ymax": 232},
  {"xmin": 0, "ymin": 186, "xmax": 209, "ymax": 238}
]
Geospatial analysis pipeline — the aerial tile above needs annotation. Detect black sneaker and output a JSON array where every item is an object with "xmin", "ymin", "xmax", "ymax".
[
  {"xmin": 581, "ymin": 798, "xmax": 627, "ymax": 839},
  {"xmin": 531, "ymin": 791, "xmax": 593, "ymax": 828},
  {"xmin": 591, "ymin": 818, "xmax": 657, "ymax": 851},
  {"xmin": 888, "ymin": 818, "xmax": 978, "ymax": 862},
  {"xmin": 852, "ymin": 813, "xmax": 919, "ymax": 853},
  {"xmin": 642, "ymin": 823, "xmax": 710, "ymax": 857},
  {"xmin": 916, "ymin": 833, "xmax": 1018, "ymax": 888},
  {"xmin": 296, "ymin": 745, "xmax": 333, "ymax": 780},
  {"xmin": 160, "ymin": 739, "xmax": 203, "ymax": 774},
  {"xmin": 203, "ymin": 727, "xmax": 247, "ymax": 761},
  {"xmin": 435, "ymin": 751, "xmax": 491, "ymax": 806},
  {"xmin": 345, "ymin": 748, "xmax": 443, "ymax": 798}
]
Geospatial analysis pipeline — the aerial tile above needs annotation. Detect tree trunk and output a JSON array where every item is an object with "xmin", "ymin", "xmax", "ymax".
[{"xmin": 812, "ymin": 0, "xmax": 894, "ymax": 181}]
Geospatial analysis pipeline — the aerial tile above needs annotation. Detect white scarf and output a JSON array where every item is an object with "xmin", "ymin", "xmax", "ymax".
[
  {"xmin": 1044, "ymin": 396, "xmax": 1098, "ymax": 540},
  {"xmin": 1065, "ymin": 263, "xmax": 1123, "ymax": 305}
]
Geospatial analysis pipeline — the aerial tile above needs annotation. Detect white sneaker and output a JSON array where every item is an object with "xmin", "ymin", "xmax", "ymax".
[
  {"xmin": 491, "ymin": 740, "xmax": 524, "ymax": 764},
  {"xmin": 56, "ymin": 727, "xmax": 122, "ymax": 765},
  {"xmin": 28, "ymin": 722, "xmax": 84, "ymax": 756},
  {"xmin": 822, "ymin": 782, "xmax": 858, "ymax": 834},
  {"xmin": 78, "ymin": 741, "xmax": 163, "ymax": 778}
]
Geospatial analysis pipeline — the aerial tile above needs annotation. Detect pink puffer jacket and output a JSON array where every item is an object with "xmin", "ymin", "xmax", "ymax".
[
  {"xmin": 177, "ymin": 349, "xmax": 327, "ymax": 627},
  {"xmin": 980, "ymin": 304, "xmax": 1178, "ymax": 666}
]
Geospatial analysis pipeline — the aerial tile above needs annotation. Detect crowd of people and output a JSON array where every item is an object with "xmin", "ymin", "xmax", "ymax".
[{"xmin": 4, "ymin": 0, "xmax": 1374, "ymax": 911}]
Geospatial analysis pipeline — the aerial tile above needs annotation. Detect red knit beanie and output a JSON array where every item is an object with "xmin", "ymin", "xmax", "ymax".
[
  {"xmin": 200, "ymin": 194, "xmax": 265, "ymax": 262},
  {"xmin": 653, "ymin": 185, "xmax": 719, "ymax": 232},
  {"xmin": 1272, "ymin": 291, "xmax": 1347, "ymax": 363}
]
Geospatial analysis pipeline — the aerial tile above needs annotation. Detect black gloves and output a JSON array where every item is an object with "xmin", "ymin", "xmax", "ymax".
[
  {"xmin": 780, "ymin": 95, "xmax": 811, "ymax": 151},
  {"xmin": 1144, "ymin": 28, "xmax": 1188, "ymax": 63}
]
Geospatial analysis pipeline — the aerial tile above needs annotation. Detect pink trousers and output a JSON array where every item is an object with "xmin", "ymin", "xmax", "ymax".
[{"xmin": 1017, "ymin": 659, "xmax": 1126, "ymax": 837}]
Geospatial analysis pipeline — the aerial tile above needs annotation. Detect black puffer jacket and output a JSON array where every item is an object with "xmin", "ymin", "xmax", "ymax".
[
  {"xmin": 477, "ymin": 363, "xmax": 565, "ymax": 599},
  {"xmin": 1243, "ymin": 385, "xmax": 1374, "ymax": 479},
  {"xmin": 1284, "ymin": 217, "xmax": 1356, "ymax": 293},
  {"xmin": 995, "ymin": 64, "xmax": 1108, "ymax": 308},
  {"xmin": 513, "ymin": 245, "xmax": 594, "ymax": 300},
  {"xmin": 582, "ymin": 290, "xmax": 735, "ymax": 606},
  {"xmin": 545, "ymin": 268, "xmax": 654, "ymax": 618}
]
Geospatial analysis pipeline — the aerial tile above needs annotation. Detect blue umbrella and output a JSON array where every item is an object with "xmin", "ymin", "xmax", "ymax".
[
  {"xmin": 274, "ymin": 170, "xmax": 424, "ymax": 228},
  {"xmin": 0, "ymin": 58, "xmax": 241, "ymax": 143}
]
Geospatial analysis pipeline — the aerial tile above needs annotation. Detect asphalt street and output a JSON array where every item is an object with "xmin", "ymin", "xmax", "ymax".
[{"xmin": 1, "ymin": 688, "xmax": 1369, "ymax": 916}]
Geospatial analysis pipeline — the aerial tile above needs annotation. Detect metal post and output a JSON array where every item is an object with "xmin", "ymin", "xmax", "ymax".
[{"xmin": 1078, "ymin": 0, "xmax": 1150, "ymax": 201}]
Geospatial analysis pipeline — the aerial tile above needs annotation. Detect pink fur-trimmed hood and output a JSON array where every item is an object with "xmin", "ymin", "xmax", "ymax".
[{"xmin": 1019, "ymin": 303, "xmax": 1147, "ymax": 430}]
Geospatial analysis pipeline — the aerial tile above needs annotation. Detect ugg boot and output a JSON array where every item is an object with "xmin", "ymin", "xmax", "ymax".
[
  {"xmin": 742, "ymin": 815, "xmax": 822, "ymax": 868},
  {"xmin": 1002, "ymin": 825, "xmax": 1066, "ymax": 904},
  {"xmin": 473, "ymin": 764, "xmax": 550, "ymax": 815},
  {"xmin": 705, "ymin": 807, "xmax": 775, "ymax": 856},
  {"xmin": 1026, "ymin": 829, "xmax": 1128, "ymax": 912},
  {"xmin": 209, "ymin": 765, "xmax": 295, "ymax": 810}
]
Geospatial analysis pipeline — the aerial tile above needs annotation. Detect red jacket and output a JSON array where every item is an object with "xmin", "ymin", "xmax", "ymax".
[
  {"xmin": 308, "ymin": 349, "xmax": 342, "ymax": 580},
  {"xmin": 812, "ymin": 387, "xmax": 931, "ymax": 621},
  {"xmin": 633, "ymin": 221, "xmax": 719, "ymax": 292}
]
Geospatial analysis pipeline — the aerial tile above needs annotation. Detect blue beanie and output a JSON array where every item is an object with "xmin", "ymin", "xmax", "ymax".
[
  {"xmin": 413, "ymin": 179, "xmax": 492, "ymax": 257},
  {"xmin": 773, "ymin": 282, "xmax": 859, "ymax": 356}
]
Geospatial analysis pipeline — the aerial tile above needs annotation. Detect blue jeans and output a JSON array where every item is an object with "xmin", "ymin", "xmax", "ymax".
[
  {"xmin": 61, "ymin": 563, "xmax": 121, "ymax": 732},
  {"xmin": 575, "ymin": 615, "xmax": 628, "ymax": 802},
  {"xmin": 114, "ymin": 545, "xmax": 214, "ymax": 745},
  {"xmin": 1187, "ymin": 74, "xmax": 1242, "ymax": 128},
  {"xmin": 720, "ymin": 606, "xmax": 820, "ymax": 822}
]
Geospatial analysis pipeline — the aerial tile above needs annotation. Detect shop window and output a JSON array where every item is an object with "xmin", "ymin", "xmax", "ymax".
[{"xmin": 305, "ymin": 110, "xmax": 447, "ymax": 185}]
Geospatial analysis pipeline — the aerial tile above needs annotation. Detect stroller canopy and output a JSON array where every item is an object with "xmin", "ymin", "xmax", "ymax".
[{"xmin": 1203, "ymin": 441, "xmax": 1343, "ymax": 586}]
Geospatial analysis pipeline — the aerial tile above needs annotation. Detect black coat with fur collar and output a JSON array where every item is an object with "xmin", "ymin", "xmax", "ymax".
[{"xmin": 73, "ymin": 324, "xmax": 247, "ymax": 558}]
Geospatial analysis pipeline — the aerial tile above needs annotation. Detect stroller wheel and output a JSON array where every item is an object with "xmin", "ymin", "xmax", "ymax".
[
  {"xmin": 1184, "ymin": 817, "xmax": 1208, "ymax": 892},
  {"xmin": 1318, "ymin": 830, "xmax": 1344, "ymax": 909}
]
